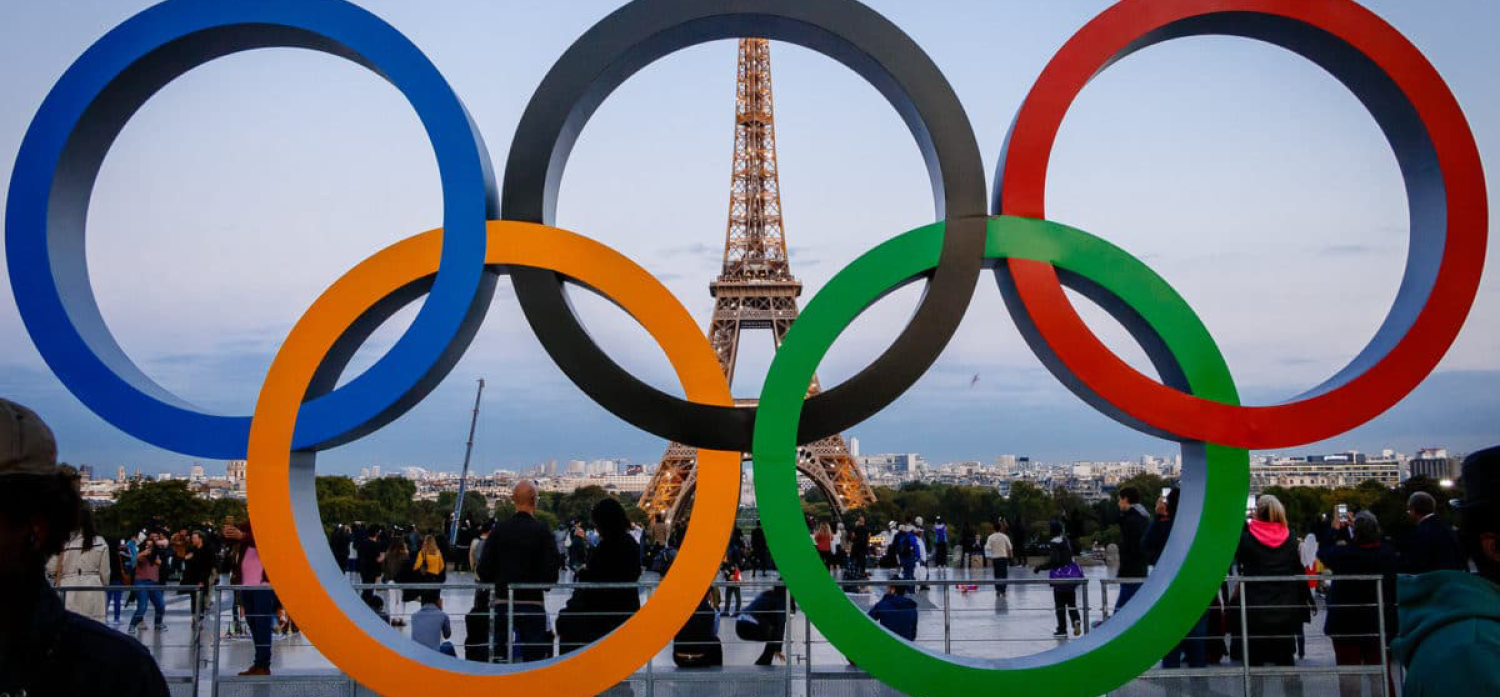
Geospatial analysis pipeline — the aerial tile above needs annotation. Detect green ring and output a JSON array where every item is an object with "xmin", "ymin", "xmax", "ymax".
[{"xmin": 751, "ymin": 216, "xmax": 1250, "ymax": 697}]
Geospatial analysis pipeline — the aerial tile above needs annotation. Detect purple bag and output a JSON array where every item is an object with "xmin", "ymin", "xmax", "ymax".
[{"xmin": 1049, "ymin": 562, "xmax": 1083, "ymax": 580}]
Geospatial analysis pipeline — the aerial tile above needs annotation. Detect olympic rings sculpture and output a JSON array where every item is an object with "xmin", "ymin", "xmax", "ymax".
[{"xmin": 5, "ymin": 0, "xmax": 1485, "ymax": 695}]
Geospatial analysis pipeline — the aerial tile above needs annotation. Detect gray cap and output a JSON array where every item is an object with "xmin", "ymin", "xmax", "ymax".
[{"xmin": 0, "ymin": 398, "xmax": 58, "ymax": 476}]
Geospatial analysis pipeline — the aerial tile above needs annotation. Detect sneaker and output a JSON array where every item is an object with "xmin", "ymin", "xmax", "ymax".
[
  {"xmin": 238, "ymin": 666, "xmax": 271, "ymax": 677},
  {"xmin": 1052, "ymin": 629, "xmax": 1067, "ymax": 638},
  {"xmin": 1072, "ymin": 620, "xmax": 1082, "ymax": 636}
]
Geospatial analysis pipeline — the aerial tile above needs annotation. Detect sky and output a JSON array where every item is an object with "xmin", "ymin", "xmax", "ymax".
[{"xmin": 1, "ymin": 0, "xmax": 1497, "ymax": 476}]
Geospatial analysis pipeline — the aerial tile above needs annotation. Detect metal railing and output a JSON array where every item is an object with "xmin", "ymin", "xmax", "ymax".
[{"xmin": 51, "ymin": 569, "xmax": 1398, "ymax": 697}]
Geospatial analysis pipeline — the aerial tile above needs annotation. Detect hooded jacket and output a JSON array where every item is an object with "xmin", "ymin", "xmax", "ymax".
[{"xmin": 1391, "ymin": 571, "xmax": 1500, "ymax": 697}]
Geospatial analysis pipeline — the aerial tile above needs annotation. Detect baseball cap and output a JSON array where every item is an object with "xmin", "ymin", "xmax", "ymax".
[
  {"xmin": 0, "ymin": 398, "xmax": 58, "ymax": 477},
  {"xmin": 1457, "ymin": 445, "xmax": 1500, "ymax": 510}
]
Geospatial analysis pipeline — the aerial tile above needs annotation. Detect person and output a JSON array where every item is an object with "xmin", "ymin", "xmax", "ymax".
[
  {"xmin": 1393, "ymin": 445, "xmax": 1500, "ymax": 697},
  {"xmin": 477, "ymin": 481, "xmax": 560, "ymax": 662},
  {"xmin": 414, "ymin": 534, "xmax": 445, "ymax": 578},
  {"xmin": 673, "ymin": 592, "xmax": 723, "ymax": 667},
  {"xmin": 985, "ymin": 520, "xmax": 1014, "ymax": 595},
  {"xmin": 357, "ymin": 525, "xmax": 385, "ymax": 604},
  {"xmin": 1234, "ymin": 494, "xmax": 1313, "ymax": 679},
  {"xmin": 736, "ymin": 585, "xmax": 788, "ymax": 665},
  {"xmin": 1298, "ymin": 531, "xmax": 1320, "ymax": 593},
  {"xmin": 411, "ymin": 590, "xmax": 455, "ymax": 656},
  {"xmin": 128, "ymin": 531, "xmax": 167, "ymax": 633},
  {"xmin": 557, "ymin": 498, "xmax": 641, "ymax": 654},
  {"xmin": 182, "ymin": 530, "xmax": 217, "ymax": 622},
  {"xmin": 381, "ymin": 537, "xmax": 409, "ymax": 625},
  {"xmin": 47, "ymin": 506, "xmax": 110, "ymax": 621},
  {"xmin": 469, "ymin": 520, "xmax": 491, "ymax": 574},
  {"xmin": 868, "ymin": 584, "xmax": 918, "ymax": 641},
  {"xmin": 1034, "ymin": 521, "xmax": 1082, "ymax": 637},
  {"xmin": 224, "ymin": 516, "xmax": 276, "ymax": 675},
  {"xmin": 895, "ymin": 524, "xmax": 919, "ymax": 582},
  {"xmin": 0, "ymin": 399, "xmax": 169, "ymax": 696},
  {"xmin": 850, "ymin": 516, "xmax": 870, "ymax": 578},
  {"xmin": 649, "ymin": 514, "xmax": 670, "ymax": 562},
  {"xmin": 814, "ymin": 522, "xmax": 834, "ymax": 573},
  {"xmin": 363, "ymin": 594, "xmax": 392, "ymax": 625},
  {"xmin": 720, "ymin": 554, "xmax": 742, "ymax": 616},
  {"xmin": 169, "ymin": 528, "xmax": 188, "ymax": 581},
  {"xmin": 833, "ymin": 521, "xmax": 848, "ymax": 575},
  {"xmin": 1317, "ymin": 510, "xmax": 1398, "ymax": 697},
  {"xmin": 567, "ymin": 523, "xmax": 589, "ymax": 573},
  {"xmin": 329, "ymin": 525, "xmax": 351, "ymax": 578},
  {"xmin": 106, "ymin": 535, "xmax": 128, "ymax": 625},
  {"xmin": 1400, "ymin": 491, "xmax": 1466, "ymax": 574},
  {"xmin": 932, "ymin": 517, "xmax": 949, "ymax": 570},
  {"xmin": 1115, "ymin": 486, "xmax": 1150, "ymax": 610},
  {"xmin": 750, "ymin": 523, "xmax": 770, "ymax": 577}
]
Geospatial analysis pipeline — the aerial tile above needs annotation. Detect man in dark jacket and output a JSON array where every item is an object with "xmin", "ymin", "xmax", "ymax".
[
  {"xmin": 1115, "ymin": 486, "xmax": 1151, "ymax": 610},
  {"xmin": 477, "ymin": 481, "xmax": 560, "ymax": 662},
  {"xmin": 868, "ymin": 584, "xmax": 918, "ymax": 641},
  {"xmin": 0, "ymin": 399, "xmax": 169, "ymax": 697},
  {"xmin": 1401, "ymin": 492, "xmax": 1466, "ymax": 574}
]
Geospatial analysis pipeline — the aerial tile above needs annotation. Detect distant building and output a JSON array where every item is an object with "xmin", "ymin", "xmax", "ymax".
[
  {"xmin": 1409, "ymin": 448, "xmax": 1458, "ymax": 481},
  {"xmin": 1251, "ymin": 451, "xmax": 1401, "ymax": 490},
  {"xmin": 190, "ymin": 463, "xmax": 205, "ymax": 481},
  {"xmin": 848, "ymin": 437, "xmax": 860, "ymax": 458},
  {"xmin": 226, "ymin": 460, "xmax": 247, "ymax": 483},
  {"xmin": 77, "ymin": 464, "xmax": 94, "ymax": 480}
]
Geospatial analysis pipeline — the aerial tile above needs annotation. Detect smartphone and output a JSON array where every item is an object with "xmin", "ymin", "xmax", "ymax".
[
  {"xmin": 1160, "ymin": 487, "xmax": 1172, "ymax": 499},
  {"xmin": 1245, "ymin": 494, "xmax": 1258, "ymax": 516},
  {"xmin": 1335, "ymin": 503, "xmax": 1349, "ymax": 519}
]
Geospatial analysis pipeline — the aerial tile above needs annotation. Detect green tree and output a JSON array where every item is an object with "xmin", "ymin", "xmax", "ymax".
[
  {"xmin": 437, "ymin": 490, "xmax": 491, "ymax": 524},
  {"xmin": 95, "ymin": 480, "xmax": 207, "ymax": 537},
  {"xmin": 358, "ymin": 477, "xmax": 418, "ymax": 526}
]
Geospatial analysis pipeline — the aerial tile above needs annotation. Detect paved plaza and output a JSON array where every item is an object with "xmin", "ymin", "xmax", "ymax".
[{"xmin": 92, "ymin": 563, "xmax": 1388, "ymax": 697}]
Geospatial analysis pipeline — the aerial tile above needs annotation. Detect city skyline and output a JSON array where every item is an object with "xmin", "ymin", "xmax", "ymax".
[{"xmin": 2, "ymin": 0, "xmax": 1497, "ymax": 476}]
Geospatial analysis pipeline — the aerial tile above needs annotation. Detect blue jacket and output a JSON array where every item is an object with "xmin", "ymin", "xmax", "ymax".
[{"xmin": 868, "ymin": 592, "xmax": 918, "ymax": 641}]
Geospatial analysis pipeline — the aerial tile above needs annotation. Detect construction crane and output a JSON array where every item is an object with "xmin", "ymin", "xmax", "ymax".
[{"xmin": 448, "ymin": 378, "xmax": 484, "ymax": 548}]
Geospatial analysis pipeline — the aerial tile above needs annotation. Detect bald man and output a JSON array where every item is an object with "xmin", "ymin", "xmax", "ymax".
[{"xmin": 477, "ymin": 481, "xmax": 559, "ymax": 661}]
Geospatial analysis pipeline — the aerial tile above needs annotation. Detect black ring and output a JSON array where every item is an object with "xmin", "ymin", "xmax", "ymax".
[{"xmin": 501, "ymin": 0, "xmax": 987, "ymax": 451}]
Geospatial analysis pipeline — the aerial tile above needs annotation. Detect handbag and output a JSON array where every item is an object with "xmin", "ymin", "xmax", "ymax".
[{"xmin": 1049, "ymin": 562, "xmax": 1083, "ymax": 580}]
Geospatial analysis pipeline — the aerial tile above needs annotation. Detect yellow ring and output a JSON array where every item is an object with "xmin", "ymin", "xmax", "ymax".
[{"xmin": 247, "ymin": 221, "xmax": 737, "ymax": 696}]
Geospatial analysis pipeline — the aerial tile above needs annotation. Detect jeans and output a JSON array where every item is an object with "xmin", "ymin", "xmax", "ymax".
[
  {"xmin": 129, "ymin": 580, "xmax": 165, "ymax": 628},
  {"xmin": 1115, "ymin": 581, "xmax": 1142, "ymax": 612},
  {"xmin": 1162, "ymin": 612, "xmax": 1209, "ymax": 668},
  {"xmin": 992, "ymin": 559, "xmax": 1010, "ymax": 594},
  {"xmin": 243, "ymin": 588, "xmax": 277, "ymax": 669},
  {"xmin": 107, "ymin": 579, "xmax": 125, "ymax": 622},
  {"xmin": 499, "ymin": 603, "xmax": 551, "ymax": 663},
  {"xmin": 1052, "ymin": 587, "xmax": 1080, "ymax": 634}
]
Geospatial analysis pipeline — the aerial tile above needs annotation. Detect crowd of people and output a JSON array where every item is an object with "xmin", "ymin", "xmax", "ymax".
[{"xmin": 6, "ymin": 394, "xmax": 1500, "ymax": 696}]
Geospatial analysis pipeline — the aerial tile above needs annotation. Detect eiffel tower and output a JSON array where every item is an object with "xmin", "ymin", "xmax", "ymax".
[{"xmin": 639, "ymin": 39, "xmax": 876, "ymax": 523}]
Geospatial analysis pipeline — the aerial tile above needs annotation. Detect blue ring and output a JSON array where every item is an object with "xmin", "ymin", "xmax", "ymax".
[{"xmin": 5, "ymin": 0, "xmax": 495, "ymax": 458}]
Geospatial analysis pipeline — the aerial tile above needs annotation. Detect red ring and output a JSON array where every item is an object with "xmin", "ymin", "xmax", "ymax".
[{"xmin": 998, "ymin": 0, "xmax": 1487, "ymax": 449}]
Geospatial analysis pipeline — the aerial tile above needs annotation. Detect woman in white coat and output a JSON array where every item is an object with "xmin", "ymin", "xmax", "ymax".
[{"xmin": 47, "ymin": 507, "xmax": 110, "ymax": 621}]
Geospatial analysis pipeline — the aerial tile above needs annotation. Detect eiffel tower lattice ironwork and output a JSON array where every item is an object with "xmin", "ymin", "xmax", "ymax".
[{"xmin": 639, "ymin": 38, "xmax": 876, "ymax": 522}]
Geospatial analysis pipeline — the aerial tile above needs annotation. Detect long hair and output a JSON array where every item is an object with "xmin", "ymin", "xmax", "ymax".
[
  {"xmin": 78, "ymin": 506, "xmax": 98, "ymax": 551},
  {"xmin": 421, "ymin": 535, "xmax": 440, "ymax": 557},
  {"xmin": 387, "ymin": 537, "xmax": 407, "ymax": 557},
  {"xmin": 591, "ymin": 497, "xmax": 630, "ymax": 537},
  {"xmin": 817, "ymin": 522, "xmax": 832, "ymax": 538},
  {"xmin": 1255, "ymin": 495, "xmax": 1288, "ymax": 525}
]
